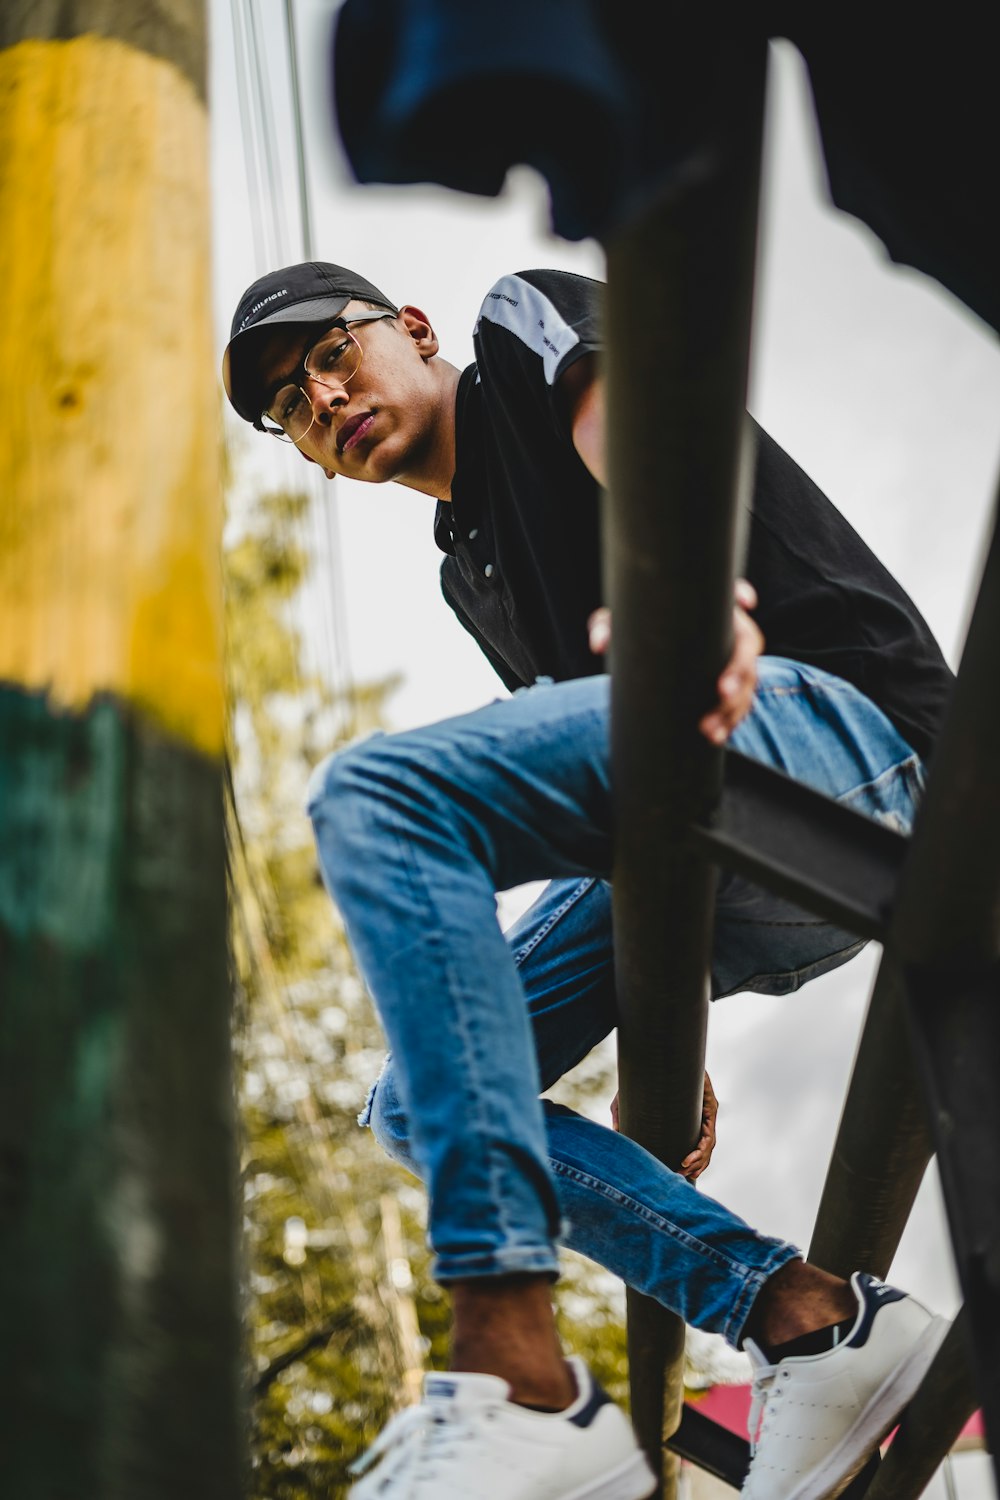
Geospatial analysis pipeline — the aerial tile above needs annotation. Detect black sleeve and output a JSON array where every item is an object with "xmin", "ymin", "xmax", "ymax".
[
  {"xmin": 439, "ymin": 567, "xmax": 526, "ymax": 694},
  {"xmin": 744, "ymin": 419, "xmax": 955, "ymax": 763}
]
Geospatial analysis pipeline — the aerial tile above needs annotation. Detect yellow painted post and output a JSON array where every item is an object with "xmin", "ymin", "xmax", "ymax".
[{"xmin": 0, "ymin": 4, "xmax": 243, "ymax": 1495}]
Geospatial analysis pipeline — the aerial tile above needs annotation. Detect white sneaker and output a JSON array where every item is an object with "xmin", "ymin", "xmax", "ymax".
[
  {"xmin": 348, "ymin": 1355, "xmax": 656, "ymax": 1500},
  {"xmin": 742, "ymin": 1271, "xmax": 950, "ymax": 1500}
]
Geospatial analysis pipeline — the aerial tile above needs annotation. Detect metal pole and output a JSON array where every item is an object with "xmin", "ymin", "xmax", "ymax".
[
  {"xmin": 808, "ymin": 955, "xmax": 932, "ymax": 1279},
  {"xmin": 889, "ymin": 500, "xmax": 1000, "ymax": 1484},
  {"xmin": 603, "ymin": 41, "xmax": 768, "ymax": 1491},
  {"xmin": 863, "ymin": 1313, "xmax": 979, "ymax": 1500},
  {"xmin": 809, "ymin": 497, "xmax": 1000, "ymax": 1495},
  {"xmin": 0, "ymin": 5, "xmax": 243, "ymax": 1496}
]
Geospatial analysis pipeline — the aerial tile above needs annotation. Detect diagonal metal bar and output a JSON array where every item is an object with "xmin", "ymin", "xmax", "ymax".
[
  {"xmin": 900, "ymin": 955, "xmax": 1000, "ymax": 1473},
  {"xmin": 886, "ymin": 503, "xmax": 1000, "ymax": 1489},
  {"xmin": 809, "ymin": 498, "xmax": 1000, "ymax": 1500},
  {"xmin": 808, "ymin": 953, "xmax": 933, "ymax": 1280},
  {"xmin": 891, "ymin": 506, "xmax": 1000, "ymax": 969},
  {"xmin": 665, "ymin": 1409, "xmax": 882, "ymax": 1499},
  {"xmin": 667, "ymin": 1404, "xmax": 750, "ymax": 1488},
  {"xmin": 881, "ymin": 504, "xmax": 1000, "ymax": 1491},
  {"xmin": 863, "ymin": 1311, "xmax": 979, "ymax": 1500},
  {"xmin": 603, "ymin": 39, "xmax": 769, "ymax": 1494},
  {"xmin": 691, "ymin": 749, "xmax": 908, "ymax": 941}
]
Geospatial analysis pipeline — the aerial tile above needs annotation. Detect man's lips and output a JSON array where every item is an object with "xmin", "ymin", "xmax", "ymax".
[{"xmin": 338, "ymin": 411, "xmax": 376, "ymax": 454}]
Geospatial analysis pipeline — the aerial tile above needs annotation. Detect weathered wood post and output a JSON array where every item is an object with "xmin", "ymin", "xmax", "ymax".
[{"xmin": 0, "ymin": 4, "xmax": 244, "ymax": 1496}]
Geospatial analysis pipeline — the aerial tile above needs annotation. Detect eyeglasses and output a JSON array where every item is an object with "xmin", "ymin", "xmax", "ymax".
[{"xmin": 261, "ymin": 311, "xmax": 396, "ymax": 444}]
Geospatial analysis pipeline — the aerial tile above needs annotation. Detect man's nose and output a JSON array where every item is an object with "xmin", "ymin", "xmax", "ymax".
[{"xmin": 303, "ymin": 374, "xmax": 348, "ymax": 423}]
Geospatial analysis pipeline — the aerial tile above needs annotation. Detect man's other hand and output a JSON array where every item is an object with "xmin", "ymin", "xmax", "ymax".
[
  {"xmin": 699, "ymin": 579, "xmax": 763, "ymax": 745},
  {"xmin": 679, "ymin": 1070, "xmax": 719, "ymax": 1180},
  {"xmin": 588, "ymin": 579, "xmax": 764, "ymax": 745},
  {"xmin": 610, "ymin": 1071, "xmax": 719, "ymax": 1180},
  {"xmin": 588, "ymin": 605, "xmax": 612, "ymax": 656}
]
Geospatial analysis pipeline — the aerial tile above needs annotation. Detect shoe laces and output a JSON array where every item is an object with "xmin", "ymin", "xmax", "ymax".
[
  {"xmin": 745, "ymin": 1345, "xmax": 788, "ymax": 1457},
  {"xmin": 349, "ymin": 1398, "xmax": 480, "ymax": 1492}
]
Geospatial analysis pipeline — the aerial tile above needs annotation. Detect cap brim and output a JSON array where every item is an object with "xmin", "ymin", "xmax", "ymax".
[{"xmin": 222, "ymin": 291, "xmax": 353, "ymax": 418}]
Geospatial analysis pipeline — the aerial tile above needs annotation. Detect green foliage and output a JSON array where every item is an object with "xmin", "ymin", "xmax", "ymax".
[
  {"xmin": 225, "ymin": 476, "xmax": 637, "ymax": 1498},
  {"xmin": 225, "ymin": 479, "xmax": 436, "ymax": 1498}
]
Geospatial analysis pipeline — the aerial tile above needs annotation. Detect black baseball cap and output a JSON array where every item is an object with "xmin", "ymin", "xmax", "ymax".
[{"xmin": 223, "ymin": 260, "xmax": 398, "ymax": 426}]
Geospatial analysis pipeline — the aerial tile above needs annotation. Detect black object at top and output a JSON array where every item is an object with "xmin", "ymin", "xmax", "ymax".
[{"xmin": 332, "ymin": 2, "xmax": 1000, "ymax": 337}]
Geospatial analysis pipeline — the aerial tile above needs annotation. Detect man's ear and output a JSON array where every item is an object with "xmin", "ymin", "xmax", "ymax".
[{"xmin": 398, "ymin": 305, "xmax": 439, "ymax": 359}]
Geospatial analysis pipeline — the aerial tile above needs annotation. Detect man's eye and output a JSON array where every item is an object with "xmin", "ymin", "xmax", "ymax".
[
  {"xmin": 318, "ymin": 339, "xmax": 352, "ymax": 372},
  {"xmin": 277, "ymin": 388, "xmax": 304, "ymax": 423}
]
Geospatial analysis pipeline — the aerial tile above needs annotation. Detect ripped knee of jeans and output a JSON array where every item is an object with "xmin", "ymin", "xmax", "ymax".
[
  {"xmin": 360, "ymin": 1056, "xmax": 423, "ymax": 1178},
  {"xmin": 357, "ymin": 1068, "xmax": 383, "ymax": 1129}
]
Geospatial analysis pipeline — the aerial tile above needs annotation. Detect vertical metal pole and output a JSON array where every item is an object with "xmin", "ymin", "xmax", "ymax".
[
  {"xmin": 0, "ymin": 5, "xmax": 243, "ymax": 1497},
  {"xmin": 603, "ymin": 42, "xmax": 768, "ymax": 1492}
]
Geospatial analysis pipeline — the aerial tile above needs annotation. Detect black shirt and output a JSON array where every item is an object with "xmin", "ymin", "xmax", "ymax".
[{"xmin": 436, "ymin": 268, "xmax": 953, "ymax": 763}]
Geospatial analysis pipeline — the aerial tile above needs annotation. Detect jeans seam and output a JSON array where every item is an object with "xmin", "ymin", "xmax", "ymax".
[
  {"xmin": 753, "ymin": 676, "xmax": 872, "ymax": 701},
  {"xmin": 549, "ymin": 1159, "xmax": 759, "ymax": 1277},
  {"xmin": 722, "ymin": 915, "xmax": 833, "ymax": 929},
  {"xmin": 512, "ymin": 878, "xmax": 597, "ymax": 967},
  {"xmin": 713, "ymin": 938, "xmax": 867, "ymax": 1000},
  {"xmin": 550, "ymin": 1158, "xmax": 800, "ymax": 1345}
]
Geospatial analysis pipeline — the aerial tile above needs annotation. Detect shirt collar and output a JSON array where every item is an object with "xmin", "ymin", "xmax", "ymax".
[{"xmin": 434, "ymin": 362, "xmax": 481, "ymax": 556}]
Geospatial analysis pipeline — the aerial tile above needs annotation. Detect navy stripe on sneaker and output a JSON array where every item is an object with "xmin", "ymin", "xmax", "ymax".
[
  {"xmin": 568, "ymin": 1379, "xmax": 612, "ymax": 1428},
  {"xmin": 848, "ymin": 1272, "xmax": 907, "ymax": 1349}
]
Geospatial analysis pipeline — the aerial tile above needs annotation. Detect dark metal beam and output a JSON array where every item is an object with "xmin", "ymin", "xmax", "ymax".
[
  {"xmin": 808, "ymin": 955, "xmax": 932, "ymax": 1279},
  {"xmin": 603, "ymin": 39, "xmax": 769, "ymax": 1493},
  {"xmin": 667, "ymin": 1404, "xmax": 749, "ymax": 1488},
  {"xmin": 863, "ymin": 1312, "xmax": 979, "ymax": 1500},
  {"xmin": 892, "ymin": 510, "xmax": 1000, "ymax": 969},
  {"xmin": 902, "ymin": 956, "xmax": 1000, "ymax": 1471},
  {"xmin": 692, "ymin": 749, "xmax": 907, "ymax": 941},
  {"xmin": 809, "ymin": 500, "xmax": 1000, "ymax": 1497},
  {"xmin": 889, "ymin": 505, "xmax": 1000, "ymax": 1482}
]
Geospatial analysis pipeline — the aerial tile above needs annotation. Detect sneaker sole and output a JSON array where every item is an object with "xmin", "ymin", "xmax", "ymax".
[
  {"xmin": 783, "ymin": 1314, "xmax": 951, "ymax": 1500},
  {"xmin": 559, "ymin": 1448, "xmax": 658, "ymax": 1500}
]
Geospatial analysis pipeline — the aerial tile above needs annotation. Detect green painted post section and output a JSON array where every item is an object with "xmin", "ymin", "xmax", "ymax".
[
  {"xmin": 0, "ymin": 693, "xmax": 242, "ymax": 1497},
  {"xmin": 0, "ymin": 4, "xmax": 244, "ymax": 1496}
]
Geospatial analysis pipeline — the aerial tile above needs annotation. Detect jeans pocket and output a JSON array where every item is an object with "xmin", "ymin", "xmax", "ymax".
[{"xmin": 838, "ymin": 752, "xmax": 925, "ymax": 834}]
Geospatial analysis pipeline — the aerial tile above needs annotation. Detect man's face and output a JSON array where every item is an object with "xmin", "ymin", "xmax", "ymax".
[{"xmin": 253, "ymin": 301, "xmax": 441, "ymax": 484}]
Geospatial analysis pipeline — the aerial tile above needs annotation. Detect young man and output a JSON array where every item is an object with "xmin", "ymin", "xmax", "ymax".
[{"xmin": 223, "ymin": 266, "xmax": 953, "ymax": 1499}]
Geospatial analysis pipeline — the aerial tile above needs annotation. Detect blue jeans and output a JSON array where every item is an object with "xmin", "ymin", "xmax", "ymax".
[{"xmin": 306, "ymin": 659, "xmax": 924, "ymax": 1346}]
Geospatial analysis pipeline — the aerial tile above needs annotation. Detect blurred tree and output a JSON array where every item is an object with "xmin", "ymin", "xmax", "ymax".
[{"xmin": 225, "ymin": 477, "xmax": 450, "ymax": 1498}]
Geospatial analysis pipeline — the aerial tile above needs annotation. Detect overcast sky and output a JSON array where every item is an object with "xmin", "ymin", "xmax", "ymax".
[{"xmin": 209, "ymin": 0, "xmax": 1000, "ymax": 1429}]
